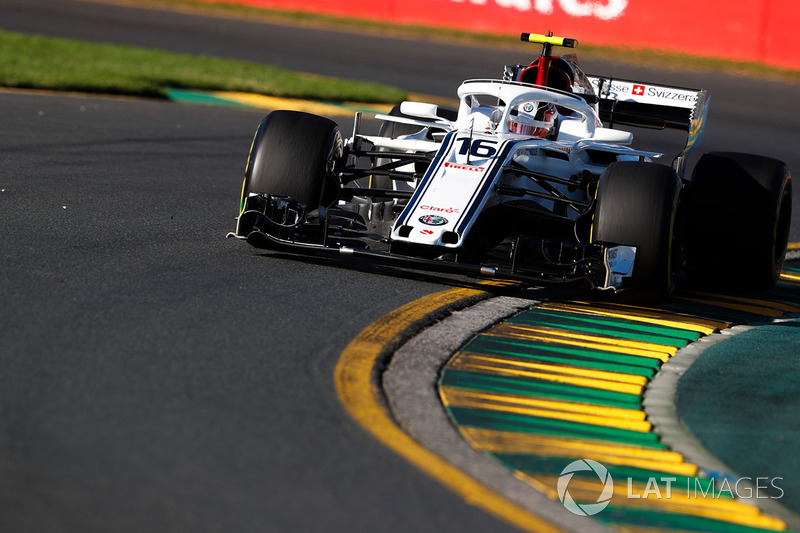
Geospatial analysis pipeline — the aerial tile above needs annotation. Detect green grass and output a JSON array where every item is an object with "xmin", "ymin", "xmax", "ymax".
[
  {"xmin": 132, "ymin": 0, "xmax": 800, "ymax": 83},
  {"xmin": 0, "ymin": 29, "xmax": 407, "ymax": 103}
]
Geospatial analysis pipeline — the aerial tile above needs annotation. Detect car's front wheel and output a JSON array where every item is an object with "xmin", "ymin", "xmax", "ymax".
[
  {"xmin": 240, "ymin": 110, "xmax": 343, "ymax": 212},
  {"xmin": 592, "ymin": 161, "xmax": 682, "ymax": 302}
]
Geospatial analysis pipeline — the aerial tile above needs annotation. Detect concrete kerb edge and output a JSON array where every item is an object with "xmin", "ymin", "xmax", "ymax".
[{"xmin": 382, "ymin": 295, "xmax": 613, "ymax": 533}]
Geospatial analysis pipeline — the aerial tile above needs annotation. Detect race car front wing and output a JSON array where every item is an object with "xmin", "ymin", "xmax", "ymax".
[{"xmin": 229, "ymin": 194, "xmax": 637, "ymax": 291}]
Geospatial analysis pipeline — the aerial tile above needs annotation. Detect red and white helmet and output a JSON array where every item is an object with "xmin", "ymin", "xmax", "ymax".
[{"xmin": 507, "ymin": 101, "xmax": 557, "ymax": 138}]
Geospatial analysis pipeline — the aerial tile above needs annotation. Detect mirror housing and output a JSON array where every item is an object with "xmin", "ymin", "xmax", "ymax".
[
  {"xmin": 593, "ymin": 127, "xmax": 633, "ymax": 145},
  {"xmin": 399, "ymin": 101, "xmax": 441, "ymax": 122}
]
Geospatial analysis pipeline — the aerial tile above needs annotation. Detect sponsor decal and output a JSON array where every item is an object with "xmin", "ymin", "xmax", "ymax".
[
  {"xmin": 419, "ymin": 229, "xmax": 434, "ymax": 235},
  {"xmin": 589, "ymin": 78, "xmax": 698, "ymax": 108},
  {"xmin": 589, "ymin": 78, "xmax": 635, "ymax": 98},
  {"xmin": 419, "ymin": 205, "xmax": 462, "ymax": 214},
  {"xmin": 450, "ymin": 0, "xmax": 627, "ymax": 20},
  {"xmin": 419, "ymin": 215, "xmax": 449, "ymax": 226},
  {"xmin": 444, "ymin": 161, "xmax": 485, "ymax": 172},
  {"xmin": 646, "ymin": 86, "xmax": 698, "ymax": 103},
  {"xmin": 546, "ymin": 145, "xmax": 572, "ymax": 155}
]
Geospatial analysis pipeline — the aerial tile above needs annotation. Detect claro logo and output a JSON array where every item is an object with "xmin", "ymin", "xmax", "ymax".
[{"xmin": 450, "ymin": 0, "xmax": 627, "ymax": 20}]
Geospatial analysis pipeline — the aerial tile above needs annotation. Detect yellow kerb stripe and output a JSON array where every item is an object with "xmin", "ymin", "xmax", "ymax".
[
  {"xmin": 494, "ymin": 322, "xmax": 678, "ymax": 356},
  {"xmin": 440, "ymin": 386, "xmax": 647, "ymax": 420},
  {"xmin": 460, "ymin": 427, "xmax": 686, "ymax": 464},
  {"xmin": 480, "ymin": 329, "xmax": 671, "ymax": 362},
  {"xmin": 778, "ymin": 277, "xmax": 800, "ymax": 288},
  {"xmin": 449, "ymin": 360, "xmax": 643, "ymax": 395},
  {"xmin": 334, "ymin": 287, "xmax": 566, "ymax": 533},
  {"xmin": 212, "ymin": 90, "xmax": 393, "ymax": 115},
  {"xmin": 442, "ymin": 393, "xmax": 652, "ymax": 432},
  {"xmin": 538, "ymin": 302, "xmax": 723, "ymax": 334},
  {"xmin": 587, "ymin": 301, "xmax": 731, "ymax": 330},
  {"xmin": 452, "ymin": 353, "xmax": 648, "ymax": 386}
]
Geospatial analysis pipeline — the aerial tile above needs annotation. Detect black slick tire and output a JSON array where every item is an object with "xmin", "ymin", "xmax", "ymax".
[
  {"xmin": 593, "ymin": 161, "xmax": 682, "ymax": 303},
  {"xmin": 241, "ymin": 110, "xmax": 342, "ymax": 210},
  {"xmin": 685, "ymin": 152, "xmax": 792, "ymax": 289}
]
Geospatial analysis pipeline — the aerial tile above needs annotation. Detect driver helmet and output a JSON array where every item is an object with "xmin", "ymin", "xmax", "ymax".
[{"xmin": 507, "ymin": 101, "xmax": 557, "ymax": 138}]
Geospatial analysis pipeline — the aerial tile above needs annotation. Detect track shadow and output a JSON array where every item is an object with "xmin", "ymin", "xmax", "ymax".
[{"xmin": 250, "ymin": 249, "xmax": 589, "ymax": 302}]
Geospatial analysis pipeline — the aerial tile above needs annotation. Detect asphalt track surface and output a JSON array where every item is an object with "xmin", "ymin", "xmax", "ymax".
[{"xmin": 1, "ymin": 0, "xmax": 800, "ymax": 531}]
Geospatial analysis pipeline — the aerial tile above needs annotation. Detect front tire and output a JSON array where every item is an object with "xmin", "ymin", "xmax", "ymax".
[
  {"xmin": 685, "ymin": 152, "xmax": 792, "ymax": 289},
  {"xmin": 241, "ymin": 110, "xmax": 343, "ymax": 211},
  {"xmin": 593, "ymin": 161, "xmax": 682, "ymax": 302}
]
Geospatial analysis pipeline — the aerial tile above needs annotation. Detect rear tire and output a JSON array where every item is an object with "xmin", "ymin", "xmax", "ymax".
[
  {"xmin": 593, "ymin": 161, "xmax": 682, "ymax": 303},
  {"xmin": 685, "ymin": 152, "xmax": 792, "ymax": 289},
  {"xmin": 241, "ymin": 110, "xmax": 342, "ymax": 210}
]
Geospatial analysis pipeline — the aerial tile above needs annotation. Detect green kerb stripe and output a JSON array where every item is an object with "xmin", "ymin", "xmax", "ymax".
[
  {"xmin": 519, "ymin": 308, "xmax": 703, "ymax": 341},
  {"xmin": 458, "ymin": 348, "xmax": 654, "ymax": 378},
  {"xmin": 447, "ymin": 406, "xmax": 660, "ymax": 447},
  {"xmin": 490, "ymin": 454, "xmax": 719, "ymax": 487},
  {"xmin": 508, "ymin": 311, "xmax": 697, "ymax": 346},
  {"xmin": 465, "ymin": 337, "xmax": 662, "ymax": 371},
  {"xmin": 165, "ymin": 88, "xmax": 249, "ymax": 107},
  {"xmin": 440, "ymin": 369, "xmax": 641, "ymax": 409}
]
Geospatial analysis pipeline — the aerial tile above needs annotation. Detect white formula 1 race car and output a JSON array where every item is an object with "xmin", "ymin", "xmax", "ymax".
[{"xmin": 230, "ymin": 33, "xmax": 792, "ymax": 302}]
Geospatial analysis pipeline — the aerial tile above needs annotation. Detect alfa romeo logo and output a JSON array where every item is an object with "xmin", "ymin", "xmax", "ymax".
[
  {"xmin": 557, "ymin": 459, "xmax": 614, "ymax": 516},
  {"xmin": 419, "ymin": 215, "xmax": 448, "ymax": 226}
]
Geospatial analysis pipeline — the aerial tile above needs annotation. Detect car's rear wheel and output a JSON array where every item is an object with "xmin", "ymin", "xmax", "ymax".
[
  {"xmin": 240, "ymin": 110, "xmax": 342, "ymax": 211},
  {"xmin": 593, "ymin": 161, "xmax": 682, "ymax": 302},
  {"xmin": 685, "ymin": 152, "xmax": 792, "ymax": 289}
]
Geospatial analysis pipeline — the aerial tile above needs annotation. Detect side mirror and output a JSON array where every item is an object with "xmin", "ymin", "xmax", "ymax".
[
  {"xmin": 593, "ymin": 127, "xmax": 633, "ymax": 145},
  {"xmin": 399, "ymin": 101, "xmax": 441, "ymax": 122}
]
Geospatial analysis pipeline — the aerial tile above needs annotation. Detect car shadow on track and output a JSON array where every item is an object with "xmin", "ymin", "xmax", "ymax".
[
  {"xmin": 249, "ymin": 249, "xmax": 588, "ymax": 302},
  {"xmin": 241, "ymin": 248, "xmax": 800, "ymax": 313}
]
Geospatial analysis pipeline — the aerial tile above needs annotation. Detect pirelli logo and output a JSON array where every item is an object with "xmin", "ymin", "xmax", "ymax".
[{"xmin": 444, "ymin": 162, "xmax": 485, "ymax": 172}]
